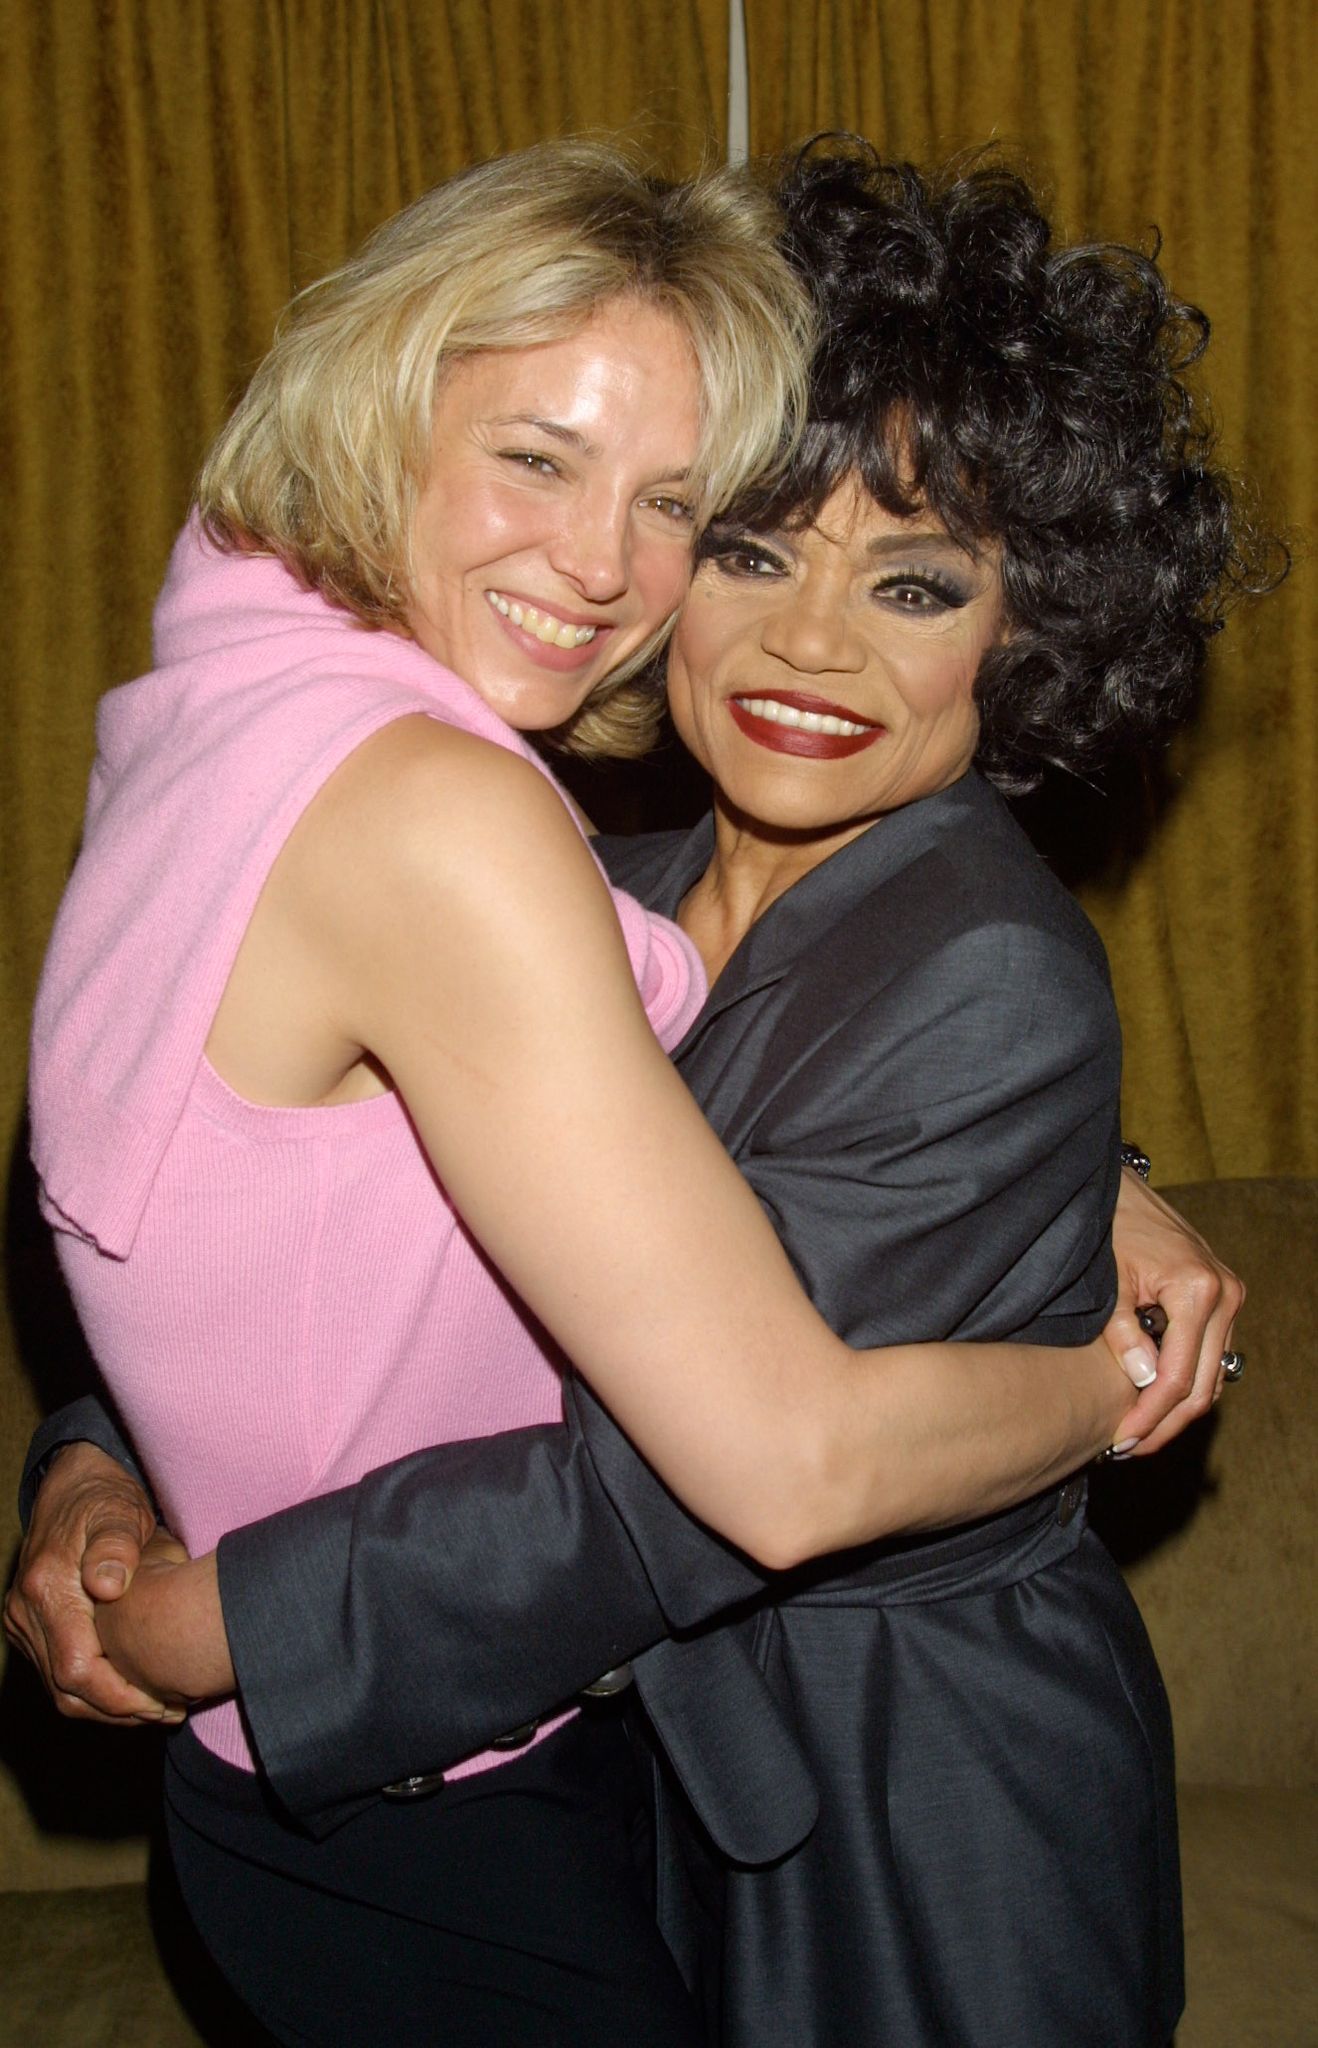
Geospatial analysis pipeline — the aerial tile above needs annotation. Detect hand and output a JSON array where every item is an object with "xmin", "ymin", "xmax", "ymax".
[
  {"xmin": 96, "ymin": 1540, "xmax": 235, "ymax": 1706},
  {"xmin": 1102, "ymin": 1168, "xmax": 1245, "ymax": 1456},
  {"xmin": 3, "ymin": 1441, "xmax": 181, "ymax": 1723}
]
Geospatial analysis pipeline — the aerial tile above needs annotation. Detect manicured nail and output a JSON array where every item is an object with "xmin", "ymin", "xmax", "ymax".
[
  {"xmin": 1123, "ymin": 1350, "xmax": 1158, "ymax": 1388},
  {"xmin": 1110, "ymin": 1437, "xmax": 1141, "ymax": 1459},
  {"xmin": 93, "ymin": 1562, "xmax": 127, "ymax": 1590}
]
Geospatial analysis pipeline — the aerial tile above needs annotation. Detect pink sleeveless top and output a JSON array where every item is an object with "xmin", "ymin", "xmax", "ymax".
[{"xmin": 30, "ymin": 520, "xmax": 705, "ymax": 1773}]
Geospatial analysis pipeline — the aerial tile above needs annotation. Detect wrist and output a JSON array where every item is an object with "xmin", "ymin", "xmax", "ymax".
[{"xmin": 106, "ymin": 1551, "xmax": 234, "ymax": 1703}]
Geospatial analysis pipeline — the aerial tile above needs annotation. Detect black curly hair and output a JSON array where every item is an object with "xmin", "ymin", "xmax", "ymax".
[{"xmin": 708, "ymin": 141, "xmax": 1282, "ymax": 794}]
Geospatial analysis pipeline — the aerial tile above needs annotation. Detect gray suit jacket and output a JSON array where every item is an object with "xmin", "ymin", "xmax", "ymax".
[{"xmin": 23, "ymin": 772, "xmax": 1181, "ymax": 2044}]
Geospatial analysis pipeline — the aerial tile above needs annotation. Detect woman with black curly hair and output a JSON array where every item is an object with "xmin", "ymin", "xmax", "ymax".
[{"xmin": 14, "ymin": 145, "xmax": 1267, "ymax": 2046}]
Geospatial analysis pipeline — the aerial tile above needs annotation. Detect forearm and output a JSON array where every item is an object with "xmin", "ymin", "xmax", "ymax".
[
  {"xmin": 212, "ymin": 1409, "xmax": 752, "ymax": 1817},
  {"xmin": 774, "ymin": 1333, "xmax": 1129, "ymax": 1567}
]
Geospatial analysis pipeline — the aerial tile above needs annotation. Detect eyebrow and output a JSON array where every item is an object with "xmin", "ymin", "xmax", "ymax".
[
  {"xmin": 864, "ymin": 530, "xmax": 979, "ymax": 563},
  {"xmin": 490, "ymin": 413, "xmax": 692, "ymax": 483}
]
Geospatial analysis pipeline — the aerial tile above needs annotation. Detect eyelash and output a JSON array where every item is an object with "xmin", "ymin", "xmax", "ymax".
[
  {"xmin": 878, "ymin": 571, "xmax": 969, "ymax": 612},
  {"xmin": 642, "ymin": 495, "xmax": 696, "ymax": 525},
  {"xmin": 706, "ymin": 538, "xmax": 969, "ymax": 610},
  {"xmin": 498, "ymin": 454, "xmax": 693, "ymax": 527},
  {"xmin": 500, "ymin": 449, "xmax": 562, "ymax": 478},
  {"xmin": 705, "ymin": 538, "xmax": 786, "ymax": 577}
]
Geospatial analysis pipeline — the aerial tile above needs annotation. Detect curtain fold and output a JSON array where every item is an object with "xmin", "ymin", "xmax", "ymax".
[{"xmin": 745, "ymin": 0, "xmax": 1315, "ymax": 1181}]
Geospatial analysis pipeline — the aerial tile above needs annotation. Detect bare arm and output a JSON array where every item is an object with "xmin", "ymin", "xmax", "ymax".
[
  {"xmin": 274, "ymin": 720, "xmax": 1130, "ymax": 1565},
  {"xmin": 14, "ymin": 722, "xmax": 1232, "ymax": 1712}
]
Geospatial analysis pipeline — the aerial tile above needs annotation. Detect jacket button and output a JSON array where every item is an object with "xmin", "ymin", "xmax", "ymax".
[
  {"xmin": 581, "ymin": 1663, "xmax": 635, "ymax": 1698},
  {"xmin": 489, "ymin": 1721, "xmax": 540, "ymax": 1751},
  {"xmin": 380, "ymin": 1771, "xmax": 447, "ymax": 1801}
]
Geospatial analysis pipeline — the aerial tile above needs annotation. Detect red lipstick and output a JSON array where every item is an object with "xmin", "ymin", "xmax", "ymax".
[{"xmin": 728, "ymin": 691, "xmax": 884, "ymax": 760}]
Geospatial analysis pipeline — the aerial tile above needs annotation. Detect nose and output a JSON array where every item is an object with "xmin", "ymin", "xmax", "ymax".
[
  {"xmin": 547, "ymin": 490, "xmax": 631, "ymax": 605},
  {"xmin": 759, "ymin": 585, "xmax": 864, "ymax": 675}
]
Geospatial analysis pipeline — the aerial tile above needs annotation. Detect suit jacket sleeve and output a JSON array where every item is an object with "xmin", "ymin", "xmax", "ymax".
[
  {"xmin": 217, "ymin": 1390, "xmax": 767, "ymax": 1825},
  {"xmin": 219, "ymin": 909, "xmax": 1119, "ymax": 1823}
]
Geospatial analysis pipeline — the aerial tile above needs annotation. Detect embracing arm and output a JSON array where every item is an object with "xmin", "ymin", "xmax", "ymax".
[
  {"xmin": 17, "ymin": 728, "xmax": 1226, "ymax": 1740},
  {"xmin": 252, "ymin": 721, "xmax": 1132, "ymax": 1556},
  {"xmin": 9, "ymin": 1167, "xmax": 1236, "ymax": 1802}
]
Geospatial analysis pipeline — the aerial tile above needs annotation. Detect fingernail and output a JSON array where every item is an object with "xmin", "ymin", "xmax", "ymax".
[
  {"xmin": 1110, "ymin": 1437, "xmax": 1141, "ymax": 1459},
  {"xmin": 94, "ymin": 1563, "xmax": 127, "ymax": 1590},
  {"xmin": 1123, "ymin": 1351, "xmax": 1158, "ymax": 1388}
]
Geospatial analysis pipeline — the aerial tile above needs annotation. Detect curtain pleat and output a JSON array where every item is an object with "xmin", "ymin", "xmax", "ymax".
[{"xmin": 747, "ymin": 0, "xmax": 1316, "ymax": 1181}]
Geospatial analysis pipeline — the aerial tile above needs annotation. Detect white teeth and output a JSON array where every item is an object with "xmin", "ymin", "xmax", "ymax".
[
  {"xmin": 735, "ymin": 696, "xmax": 868, "ymax": 738},
  {"xmin": 485, "ymin": 591, "xmax": 597, "ymax": 646}
]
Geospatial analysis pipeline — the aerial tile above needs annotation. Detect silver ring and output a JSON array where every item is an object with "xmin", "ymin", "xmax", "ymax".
[{"xmin": 1220, "ymin": 1351, "xmax": 1245, "ymax": 1382}]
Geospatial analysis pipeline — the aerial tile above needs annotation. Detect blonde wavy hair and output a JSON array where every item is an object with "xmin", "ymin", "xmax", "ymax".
[{"xmin": 197, "ymin": 140, "xmax": 813, "ymax": 759}]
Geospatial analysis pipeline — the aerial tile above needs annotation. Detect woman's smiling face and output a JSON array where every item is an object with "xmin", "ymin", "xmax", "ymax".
[
  {"xmin": 406, "ymin": 297, "xmax": 702, "ymax": 732},
  {"xmin": 667, "ymin": 476, "xmax": 1005, "ymax": 841}
]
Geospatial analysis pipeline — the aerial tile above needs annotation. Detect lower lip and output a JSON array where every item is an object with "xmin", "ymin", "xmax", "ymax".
[
  {"xmin": 490, "ymin": 606, "xmax": 612, "ymax": 673},
  {"xmin": 728, "ymin": 699, "xmax": 884, "ymax": 759}
]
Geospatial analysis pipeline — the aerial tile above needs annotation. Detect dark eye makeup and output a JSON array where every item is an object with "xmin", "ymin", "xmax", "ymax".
[
  {"xmin": 700, "ymin": 532, "xmax": 788, "ymax": 577},
  {"xmin": 875, "ymin": 568, "xmax": 973, "ymax": 611},
  {"xmin": 701, "ymin": 532, "xmax": 975, "ymax": 611}
]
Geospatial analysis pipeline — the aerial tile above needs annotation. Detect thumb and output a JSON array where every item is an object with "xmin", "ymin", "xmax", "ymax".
[
  {"xmin": 1102, "ymin": 1306, "xmax": 1160, "ymax": 1389},
  {"xmin": 81, "ymin": 1521, "xmax": 148, "ymax": 1601}
]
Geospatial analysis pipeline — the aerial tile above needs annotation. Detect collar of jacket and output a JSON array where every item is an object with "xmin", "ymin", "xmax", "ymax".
[{"xmin": 601, "ymin": 769, "xmax": 999, "ymax": 1044}]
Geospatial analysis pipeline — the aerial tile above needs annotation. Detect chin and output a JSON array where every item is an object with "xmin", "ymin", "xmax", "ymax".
[{"xmin": 487, "ymin": 679, "xmax": 595, "ymax": 733}]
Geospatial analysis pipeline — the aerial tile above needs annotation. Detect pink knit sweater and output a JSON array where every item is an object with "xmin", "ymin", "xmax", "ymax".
[{"xmin": 30, "ymin": 519, "xmax": 705, "ymax": 1774}]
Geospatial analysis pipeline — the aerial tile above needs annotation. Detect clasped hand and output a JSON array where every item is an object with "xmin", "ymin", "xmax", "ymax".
[{"xmin": 3, "ymin": 1442, "xmax": 233, "ymax": 1719}]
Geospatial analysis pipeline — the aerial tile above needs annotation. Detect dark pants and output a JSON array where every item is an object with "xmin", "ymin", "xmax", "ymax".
[{"xmin": 164, "ymin": 1712, "xmax": 702, "ymax": 2048}]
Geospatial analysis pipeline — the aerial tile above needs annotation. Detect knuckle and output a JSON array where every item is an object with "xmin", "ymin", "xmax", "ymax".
[
  {"xmin": 14, "ymin": 1562, "xmax": 50, "ymax": 1609},
  {"xmin": 1181, "ymin": 1268, "xmax": 1218, "ymax": 1309},
  {"xmin": 48, "ymin": 1646, "xmax": 92, "ymax": 1695}
]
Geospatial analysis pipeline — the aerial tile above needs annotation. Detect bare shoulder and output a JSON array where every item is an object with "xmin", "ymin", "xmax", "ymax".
[
  {"xmin": 288, "ymin": 714, "xmax": 597, "ymax": 914},
  {"xmin": 316, "ymin": 714, "xmax": 573, "ymax": 852},
  {"xmin": 271, "ymin": 713, "xmax": 628, "ymax": 1035},
  {"xmin": 207, "ymin": 715, "xmax": 617, "ymax": 1101}
]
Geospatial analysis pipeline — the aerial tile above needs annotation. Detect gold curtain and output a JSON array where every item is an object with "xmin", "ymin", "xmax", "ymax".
[
  {"xmin": 0, "ymin": 0, "xmax": 1311, "ymax": 1897},
  {"xmin": 746, "ymin": 0, "xmax": 1317, "ymax": 1183},
  {"xmin": 1, "ymin": 1, "xmax": 1313, "ymax": 1452}
]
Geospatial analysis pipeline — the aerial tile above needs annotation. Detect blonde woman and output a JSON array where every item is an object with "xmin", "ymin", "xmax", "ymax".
[{"xmin": 10, "ymin": 144, "xmax": 1221, "ymax": 2046}]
